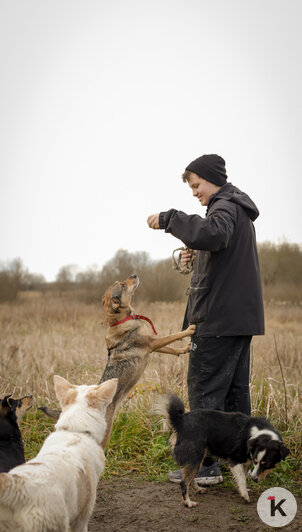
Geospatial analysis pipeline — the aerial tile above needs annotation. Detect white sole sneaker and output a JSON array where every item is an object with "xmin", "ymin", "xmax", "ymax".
[
  {"xmin": 168, "ymin": 474, "xmax": 223, "ymax": 485},
  {"xmin": 195, "ymin": 475, "xmax": 223, "ymax": 485}
]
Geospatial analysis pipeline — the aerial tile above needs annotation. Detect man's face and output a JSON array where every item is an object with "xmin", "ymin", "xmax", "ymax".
[{"xmin": 187, "ymin": 172, "xmax": 220, "ymax": 206}]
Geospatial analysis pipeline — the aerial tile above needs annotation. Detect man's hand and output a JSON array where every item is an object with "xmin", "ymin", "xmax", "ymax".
[
  {"xmin": 147, "ymin": 214, "xmax": 160, "ymax": 229},
  {"xmin": 180, "ymin": 249, "xmax": 195, "ymax": 267}
]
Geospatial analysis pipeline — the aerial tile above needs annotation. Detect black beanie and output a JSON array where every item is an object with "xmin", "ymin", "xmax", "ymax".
[{"xmin": 185, "ymin": 154, "xmax": 227, "ymax": 186}]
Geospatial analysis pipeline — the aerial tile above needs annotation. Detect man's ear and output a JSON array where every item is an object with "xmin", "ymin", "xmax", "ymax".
[{"xmin": 54, "ymin": 375, "xmax": 75, "ymax": 403}]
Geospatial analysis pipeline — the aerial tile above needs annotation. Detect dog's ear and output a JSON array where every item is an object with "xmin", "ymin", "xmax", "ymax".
[
  {"xmin": 7, "ymin": 396, "xmax": 18, "ymax": 411},
  {"xmin": 279, "ymin": 443, "xmax": 290, "ymax": 460},
  {"xmin": 111, "ymin": 297, "xmax": 120, "ymax": 312},
  {"xmin": 247, "ymin": 437, "xmax": 260, "ymax": 459},
  {"xmin": 95, "ymin": 378, "xmax": 118, "ymax": 406},
  {"xmin": 54, "ymin": 375, "xmax": 75, "ymax": 402},
  {"xmin": 102, "ymin": 293, "xmax": 120, "ymax": 313},
  {"xmin": 247, "ymin": 437, "xmax": 256, "ymax": 453},
  {"xmin": 0, "ymin": 395, "xmax": 12, "ymax": 415}
]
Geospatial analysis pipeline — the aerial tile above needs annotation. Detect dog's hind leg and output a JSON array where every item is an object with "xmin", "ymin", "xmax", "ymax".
[
  {"xmin": 192, "ymin": 480, "xmax": 207, "ymax": 495},
  {"xmin": 180, "ymin": 463, "xmax": 201, "ymax": 508},
  {"xmin": 70, "ymin": 520, "xmax": 88, "ymax": 532},
  {"xmin": 229, "ymin": 464, "xmax": 250, "ymax": 502}
]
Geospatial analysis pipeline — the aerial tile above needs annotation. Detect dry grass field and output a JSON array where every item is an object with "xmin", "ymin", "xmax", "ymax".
[
  {"xmin": 1, "ymin": 293, "xmax": 301, "ymax": 408},
  {"xmin": 0, "ymin": 292, "xmax": 301, "ymax": 493}
]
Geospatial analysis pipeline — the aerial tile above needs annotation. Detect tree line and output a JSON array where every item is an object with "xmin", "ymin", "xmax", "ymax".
[{"xmin": 1, "ymin": 242, "xmax": 301, "ymax": 303}]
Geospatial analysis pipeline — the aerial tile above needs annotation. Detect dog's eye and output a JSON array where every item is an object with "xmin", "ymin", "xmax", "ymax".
[{"xmin": 260, "ymin": 461, "xmax": 266, "ymax": 465}]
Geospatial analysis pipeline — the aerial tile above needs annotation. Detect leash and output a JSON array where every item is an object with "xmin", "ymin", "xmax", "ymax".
[
  {"xmin": 172, "ymin": 246, "xmax": 195, "ymax": 274},
  {"xmin": 110, "ymin": 314, "xmax": 158, "ymax": 335}
]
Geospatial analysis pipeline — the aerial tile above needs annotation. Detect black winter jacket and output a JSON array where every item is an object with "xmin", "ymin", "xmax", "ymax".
[{"xmin": 159, "ymin": 183, "xmax": 265, "ymax": 336}]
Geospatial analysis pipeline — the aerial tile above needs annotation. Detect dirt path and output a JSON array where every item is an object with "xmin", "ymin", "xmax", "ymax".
[{"xmin": 89, "ymin": 477, "xmax": 301, "ymax": 531}]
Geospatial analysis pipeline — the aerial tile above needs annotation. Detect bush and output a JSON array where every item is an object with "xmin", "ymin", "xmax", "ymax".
[{"xmin": 0, "ymin": 271, "xmax": 18, "ymax": 302}]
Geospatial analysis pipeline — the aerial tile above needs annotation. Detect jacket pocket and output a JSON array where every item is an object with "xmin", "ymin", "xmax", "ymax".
[{"xmin": 187, "ymin": 286, "xmax": 209, "ymax": 324}]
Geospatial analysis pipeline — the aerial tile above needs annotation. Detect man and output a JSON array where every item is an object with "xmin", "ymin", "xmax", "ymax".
[{"xmin": 147, "ymin": 154, "xmax": 264, "ymax": 485}]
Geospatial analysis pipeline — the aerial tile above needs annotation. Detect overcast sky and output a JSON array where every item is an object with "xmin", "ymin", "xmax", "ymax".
[{"xmin": 1, "ymin": 0, "xmax": 301, "ymax": 281}]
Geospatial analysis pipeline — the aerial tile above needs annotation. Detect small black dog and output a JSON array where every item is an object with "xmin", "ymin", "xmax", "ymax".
[
  {"xmin": 0, "ymin": 394, "xmax": 33, "ymax": 472},
  {"xmin": 161, "ymin": 394, "xmax": 290, "ymax": 507}
]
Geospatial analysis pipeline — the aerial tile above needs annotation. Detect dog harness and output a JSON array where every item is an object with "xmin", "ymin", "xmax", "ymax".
[{"xmin": 110, "ymin": 314, "xmax": 158, "ymax": 335}]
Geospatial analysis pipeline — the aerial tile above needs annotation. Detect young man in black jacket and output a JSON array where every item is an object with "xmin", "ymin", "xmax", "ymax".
[{"xmin": 147, "ymin": 154, "xmax": 264, "ymax": 485}]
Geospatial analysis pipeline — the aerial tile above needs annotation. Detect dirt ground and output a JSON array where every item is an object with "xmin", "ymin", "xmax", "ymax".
[{"xmin": 89, "ymin": 477, "xmax": 301, "ymax": 532}]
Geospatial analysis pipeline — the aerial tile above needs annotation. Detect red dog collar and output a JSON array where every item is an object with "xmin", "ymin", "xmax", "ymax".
[{"xmin": 110, "ymin": 314, "xmax": 158, "ymax": 335}]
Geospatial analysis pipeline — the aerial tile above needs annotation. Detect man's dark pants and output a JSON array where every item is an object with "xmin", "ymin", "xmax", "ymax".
[
  {"xmin": 187, "ymin": 335, "xmax": 252, "ymax": 470},
  {"xmin": 187, "ymin": 335, "xmax": 252, "ymax": 415}
]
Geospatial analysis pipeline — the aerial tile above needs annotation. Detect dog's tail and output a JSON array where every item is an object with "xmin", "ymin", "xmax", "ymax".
[
  {"xmin": 155, "ymin": 393, "xmax": 185, "ymax": 432},
  {"xmin": 38, "ymin": 406, "xmax": 61, "ymax": 420}
]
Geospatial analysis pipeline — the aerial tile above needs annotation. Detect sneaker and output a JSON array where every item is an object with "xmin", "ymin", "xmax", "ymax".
[
  {"xmin": 168, "ymin": 462, "xmax": 223, "ymax": 485},
  {"xmin": 195, "ymin": 462, "xmax": 223, "ymax": 485}
]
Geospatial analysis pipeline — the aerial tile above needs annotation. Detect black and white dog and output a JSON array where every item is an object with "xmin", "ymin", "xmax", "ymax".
[{"xmin": 160, "ymin": 394, "xmax": 290, "ymax": 507}]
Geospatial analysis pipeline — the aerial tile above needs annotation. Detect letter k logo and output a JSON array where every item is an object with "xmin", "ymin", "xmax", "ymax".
[{"xmin": 267, "ymin": 496, "xmax": 287, "ymax": 517}]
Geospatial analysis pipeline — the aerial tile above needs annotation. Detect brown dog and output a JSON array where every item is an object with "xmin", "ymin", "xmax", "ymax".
[
  {"xmin": 40, "ymin": 274, "xmax": 195, "ymax": 448},
  {"xmin": 99, "ymin": 273, "xmax": 195, "ymax": 446}
]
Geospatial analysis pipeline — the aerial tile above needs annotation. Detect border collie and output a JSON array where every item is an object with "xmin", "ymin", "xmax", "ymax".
[{"xmin": 160, "ymin": 394, "xmax": 290, "ymax": 507}]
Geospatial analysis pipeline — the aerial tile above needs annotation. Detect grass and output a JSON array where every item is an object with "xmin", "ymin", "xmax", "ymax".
[
  {"xmin": 1, "ymin": 293, "xmax": 301, "ymax": 496},
  {"xmin": 20, "ymin": 394, "xmax": 301, "ymax": 496}
]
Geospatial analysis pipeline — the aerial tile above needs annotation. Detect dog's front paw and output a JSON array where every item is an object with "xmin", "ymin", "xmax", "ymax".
[
  {"xmin": 183, "ymin": 342, "xmax": 191, "ymax": 353},
  {"xmin": 186, "ymin": 324, "xmax": 196, "ymax": 335},
  {"xmin": 241, "ymin": 493, "xmax": 250, "ymax": 503}
]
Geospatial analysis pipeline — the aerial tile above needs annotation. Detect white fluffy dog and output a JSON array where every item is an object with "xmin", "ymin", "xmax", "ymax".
[{"xmin": 0, "ymin": 375, "xmax": 118, "ymax": 532}]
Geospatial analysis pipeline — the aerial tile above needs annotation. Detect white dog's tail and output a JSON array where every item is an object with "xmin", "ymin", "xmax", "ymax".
[{"xmin": 0, "ymin": 473, "xmax": 27, "ymax": 507}]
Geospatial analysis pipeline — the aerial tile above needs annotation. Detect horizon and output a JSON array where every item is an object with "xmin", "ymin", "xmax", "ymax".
[{"xmin": 1, "ymin": 237, "xmax": 301, "ymax": 283}]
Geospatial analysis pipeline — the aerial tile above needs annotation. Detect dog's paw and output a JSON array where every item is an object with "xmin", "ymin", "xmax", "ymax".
[
  {"xmin": 192, "ymin": 482, "xmax": 207, "ymax": 494},
  {"xmin": 186, "ymin": 324, "xmax": 196, "ymax": 335},
  {"xmin": 241, "ymin": 494, "xmax": 250, "ymax": 503},
  {"xmin": 184, "ymin": 499, "xmax": 198, "ymax": 508},
  {"xmin": 183, "ymin": 342, "xmax": 191, "ymax": 353}
]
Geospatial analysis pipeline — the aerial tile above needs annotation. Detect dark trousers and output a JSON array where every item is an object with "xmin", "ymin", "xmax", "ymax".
[{"xmin": 187, "ymin": 336, "xmax": 252, "ymax": 415}]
